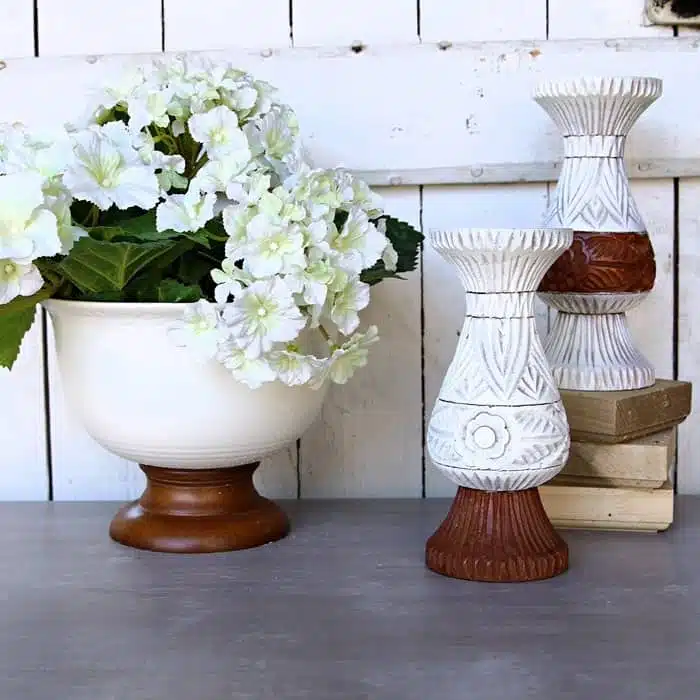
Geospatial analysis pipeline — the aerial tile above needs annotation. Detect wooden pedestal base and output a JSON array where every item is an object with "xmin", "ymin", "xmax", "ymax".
[
  {"xmin": 108, "ymin": 463, "xmax": 290, "ymax": 553},
  {"xmin": 426, "ymin": 487, "xmax": 569, "ymax": 582}
]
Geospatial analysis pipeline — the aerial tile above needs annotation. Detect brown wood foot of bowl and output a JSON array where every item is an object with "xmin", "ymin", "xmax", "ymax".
[
  {"xmin": 108, "ymin": 463, "xmax": 290, "ymax": 553},
  {"xmin": 426, "ymin": 486, "xmax": 569, "ymax": 582}
]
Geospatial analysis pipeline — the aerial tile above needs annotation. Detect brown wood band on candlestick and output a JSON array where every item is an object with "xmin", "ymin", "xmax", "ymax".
[
  {"xmin": 426, "ymin": 487, "xmax": 569, "ymax": 582},
  {"xmin": 108, "ymin": 463, "xmax": 290, "ymax": 553},
  {"xmin": 539, "ymin": 231, "xmax": 656, "ymax": 294}
]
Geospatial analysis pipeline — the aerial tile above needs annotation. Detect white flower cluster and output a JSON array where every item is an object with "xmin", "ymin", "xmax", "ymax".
[{"xmin": 0, "ymin": 55, "xmax": 398, "ymax": 389}]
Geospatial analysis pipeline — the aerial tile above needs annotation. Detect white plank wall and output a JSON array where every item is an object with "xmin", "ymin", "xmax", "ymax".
[
  {"xmin": 0, "ymin": 0, "xmax": 698, "ymax": 500},
  {"xmin": 0, "ymin": 4, "xmax": 48, "ymax": 500},
  {"xmin": 294, "ymin": 0, "xmax": 422, "ymax": 497}
]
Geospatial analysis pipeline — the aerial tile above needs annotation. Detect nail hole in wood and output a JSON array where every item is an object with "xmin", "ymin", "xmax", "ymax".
[
  {"xmin": 0, "ymin": 61, "xmax": 6, "ymax": 71},
  {"xmin": 437, "ymin": 41, "xmax": 452, "ymax": 51},
  {"xmin": 350, "ymin": 41, "xmax": 365, "ymax": 54}
]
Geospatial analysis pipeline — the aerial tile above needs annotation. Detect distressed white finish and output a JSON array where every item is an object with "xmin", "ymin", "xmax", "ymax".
[
  {"xmin": 37, "ymin": 0, "xmax": 162, "ymax": 56},
  {"xmin": 293, "ymin": 0, "xmax": 417, "ymax": 46},
  {"xmin": 427, "ymin": 229, "xmax": 572, "ymax": 491},
  {"xmin": 535, "ymin": 76, "xmax": 660, "ymax": 390},
  {"xmin": 164, "ymin": 0, "xmax": 291, "ymax": 51},
  {"xmin": 0, "ymin": 1, "xmax": 34, "ymax": 58},
  {"xmin": 44, "ymin": 301, "xmax": 327, "ymax": 470},
  {"xmin": 646, "ymin": 0, "xmax": 700, "ymax": 26},
  {"xmin": 420, "ymin": 0, "xmax": 545, "ymax": 42}
]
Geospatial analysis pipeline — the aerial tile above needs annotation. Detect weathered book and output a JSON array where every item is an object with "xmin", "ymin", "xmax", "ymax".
[
  {"xmin": 539, "ymin": 481, "xmax": 673, "ymax": 532},
  {"xmin": 552, "ymin": 427, "xmax": 676, "ymax": 488},
  {"xmin": 560, "ymin": 379, "xmax": 692, "ymax": 444}
]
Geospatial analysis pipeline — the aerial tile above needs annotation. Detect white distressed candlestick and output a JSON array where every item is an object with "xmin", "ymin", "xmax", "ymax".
[
  {"xmin": 426, "ymin": 228, "xmax": 572, "ymax": 583},
  {"xmin": 534, "ymin": 76, "xmax": 663, "ymax": 391}
]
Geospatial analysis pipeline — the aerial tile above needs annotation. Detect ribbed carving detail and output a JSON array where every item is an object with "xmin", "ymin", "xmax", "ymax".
[
  {"xmin": 426, "ymin": 487, "xmax": 569, "ymax": 582},
  {"xmin": 533, "ymin": 76, "xmax": 662, "ymax": 136},
  {"xmin": 539, "ymin": 291, "xmax": 649, "ymax": 314},
  {"xmin": 429, "ymin": 228, "xmax": 572, "ymax": 292},
  {"xmin": 543, "ymin": 308, "xmax": 655, "ymax": 391}
]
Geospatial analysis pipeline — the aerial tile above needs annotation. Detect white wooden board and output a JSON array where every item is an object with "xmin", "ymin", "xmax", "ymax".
[
  {"xmin": 164, "ymin": 0, "xmax": 291, "ymax": 51},
  {"xmin": 0, "ymin": 6, "xmax": 48, "ymax": 501},
  {"xmin": 422, "ymin": 183, "xmax": 551, "ymax": 498},
  {"xmin": 293, "ymin": 0, "xmax": 418, "ymax": 47},
  {"xmin": 421, "ymin": 0, "xmax": 545, "ymax": 42},
  {"xmin": 548, "ymin": 0, "xmax": 670, "ymax": 39},
  {"xmin": 1, "ymin": 40, "xmax": 700, "ymax": 183},
  {"xmin": 300, "ymin": 188, "xmax": 423, "ymax": 497},
  {"xmin": 677, "ymin": 178, "xmax": 700, "ymax": 495},
  {"xmin": 0, "ymin": 0, "xmax": 35, "ymax": 58},
  {"xmin": 36, "ymin": 0, "xmax": 163, "ymax": 56}
]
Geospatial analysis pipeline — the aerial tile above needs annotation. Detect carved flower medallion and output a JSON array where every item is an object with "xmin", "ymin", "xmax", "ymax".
[{"xmin": 458, "ymin": 411, "xmax": 510, "ymax": 460}]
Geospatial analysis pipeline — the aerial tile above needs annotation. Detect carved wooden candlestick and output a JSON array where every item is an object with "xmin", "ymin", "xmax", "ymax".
[
  {"xmin": 426, "ymin": 228, "xmax": 572, "ymax": 582},
  {"xmin": 533, "ymin": 76, "xmax": 663, "ymax": 391}
]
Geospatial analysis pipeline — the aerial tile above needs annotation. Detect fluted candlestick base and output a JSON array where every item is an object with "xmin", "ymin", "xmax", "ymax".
[{"xmin": 426, "ymin": 487, "xmax": 569, "ymax": 582}]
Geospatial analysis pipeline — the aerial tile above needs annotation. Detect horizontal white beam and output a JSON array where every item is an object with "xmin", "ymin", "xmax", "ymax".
[{"xmin": 1, "ymin": 37, "xmax": 700, "ymax": 185}]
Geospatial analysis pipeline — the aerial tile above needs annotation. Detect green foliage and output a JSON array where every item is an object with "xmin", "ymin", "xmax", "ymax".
[
  {"xmin": 0, "ymin": 286, "xmax": 53, "ymax": 369},
  {"xmin": 361, "ymin": 215, "xmax": 424, "ymax": 286}
]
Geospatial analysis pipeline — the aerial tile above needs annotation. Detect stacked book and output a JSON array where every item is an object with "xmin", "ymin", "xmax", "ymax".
[{"xmin": 540, "ymin": 380, "xmax": 692, "ymax": 532}]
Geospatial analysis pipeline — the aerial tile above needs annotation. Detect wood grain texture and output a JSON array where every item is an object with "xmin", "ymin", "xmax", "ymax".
[
  {"xmin": 1, "ymin": 498, "xmax": 700, "ymax": 699},
  {"xmin": 555, "ymin": 427, "xmax": 676, "ymax": 488},
  {"xmin": 0, "ymin": 0, "xmax": 35, "ymax": 58},
  {"xmin": 560, "ymin": 379, "xmax": 692, "ymax": 443},
  {"xmin": 677, "ymin": 178, "xmax": 700, "ymax": 494},
  {"xmin": 36, "ymin": 0, "xmax": 162, "ymax": 56},
  {"xmin": 420, "ymin": 0, "xmax": 546, "ymax": 42},
  {"xmin": 548, "ymin": 0, "xmax": 671, "ymax": 38},
  {"xmin": 164, "ymin": 0, "xmax": 291, "ymax": 51},
  {"xmin": 0, "ymin": 9, "xmax": 48, "ymax": 501},
  {"xmin": 422, "ymin": 184, "xmax": 551, "ymax": 498},
  {"xmin": 299, "ymin": 188, "xmax": 422, "ymax": 497},
  {"xmin": 540, "ymin": 481, "xmax": 674, "ymax": 531},
  {"xmin": 2, "ymin": 41, "xmax": 700, "ymax": 182},
  {"xmin": 292, "ymin": 0, "xmax": 418, "ymax": 47}
]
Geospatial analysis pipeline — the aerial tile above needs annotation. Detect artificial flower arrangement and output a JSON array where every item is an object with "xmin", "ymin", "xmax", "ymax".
[{"xmin": 0, "ymin": 54, "xmax": 422, "ymax": 389}]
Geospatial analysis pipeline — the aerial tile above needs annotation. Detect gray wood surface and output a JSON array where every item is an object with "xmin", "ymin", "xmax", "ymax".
[{"xmin": 1, "ymin": 498, "xmax": 699, "ymax": 700}]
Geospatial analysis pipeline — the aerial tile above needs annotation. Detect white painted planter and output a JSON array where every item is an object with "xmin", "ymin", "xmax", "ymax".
[
  {"xmin": 426, "ymin": 228, "xmax": 572, "ymax": 492},
  {"xmin": 533, "ymin": 76, "xmax": 662, "ymax": 391},
  {"xmin": 44, "ymin": 300, "xmax": 328, "ymax": 469}
]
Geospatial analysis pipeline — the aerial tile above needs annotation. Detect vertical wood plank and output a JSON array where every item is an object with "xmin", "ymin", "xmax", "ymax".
[
  {"xmin": 422, "ymin": 184, "xmax": 550, "ymax": 497},
  {"xmin": 627, "ymin": 180, "xmax": 675, "ymax": 379},
  {"xmin": 0, "ymin": 5, "xmax": 48, "ymax": 501},
  {"xmin": 44, "ymin": 3, "xmax": 162, "ymax": 501},
  {"xmin": 165, "ymin": 0, "xmax": 297, "ymax": 499},
  {"xmin": 421, "ymin": 1, "xmax": 545, "ymax": 42},
  {"xmin": 299, "ymin": 188, "xmax": 422, "ymax": 497},
  {"xmin": 677, "ymin": 179, "xmax": 700, "ymax": 494},
  {"xmin": 37, "ymin": 0, "xmax": 162, "ymax": 56},
  {"xmin": 548, "ymin": 0, "xmax": 670, "ymax": 39},
  {"xmin": 0, "ymin": 1, "xmax": 35, "ymax": 57},
  {"xmin": 164, "ymin": 0, "xmax": 290, "ymax": 51},
  {"xmin": 292, "ymin": 0, "xmax": 418, "ymax": 47}
]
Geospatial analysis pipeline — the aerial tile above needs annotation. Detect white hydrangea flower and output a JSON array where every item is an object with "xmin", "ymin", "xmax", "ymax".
[
  {"xmin": 45, "ymin": 193, "xmax": 87, "ymax": 255},
  {"xmin": 267, "ymin": 349, "xmax": 321, "ymax": 387},
  {"xmin": 210, "ymin": 258, "xmax": 253, "ymax": 304},
  {"xmin": 330, "ymin": 277, "xmax": 371, "ymax": 336},
  {"xmin": 127, "ymin": 84, "xmax": 174, "ymax": 132},
  {"xmin": 224, "ymin": 171, "xmax": 271, "ymax": 206},
  {"xmin": 222, "ymin": 204, "xmax": 255, "ymax": 256},
  {"xmin": 188, "ymin": 106, "xmax": 251, "ymax": 164},
  {"xmin": 242, "ymin": 214, "xmax": 306, "ymax": 278},
  {"xmin": 222, "ymin": 277, "xmax": 306, "ymax": 359},
  {"xmin": 325, "ymin": 325, "xmax": 380, "ymax": 385},
  {"xmin": 168, "ymin": 300, "xmax": 222, "ymax": 360},
  {"xmin": 218, "ymin": 341, "xmax": 276, "ymax": 389},
  {"xmin": 63, "ymin": 124, "xmax": 160, "ymax": 211},
  {"xmin": 285, "ymin": 251, "xmax": 338, "ymax": 307},
  {"xmin": 192, "ymin": 158, "xmax": 249, "ymax": 195},
  {"xmin": 156, "ymin": 188, "xmax": 216, "ymax": 233},
  {"xmin": 325, "ymin": 208, "xmax": 388, "ymax": 274},
  {"xmin": 0, "ymin": 259, "xmax": 44, "ymax": 304},
  {"xmin": 0, "ymin": 172, "xmax": 61, "ymax": 263},
  {"xmin": 244, "ymin": 105, "xmax": 299, "ymax": 163}
]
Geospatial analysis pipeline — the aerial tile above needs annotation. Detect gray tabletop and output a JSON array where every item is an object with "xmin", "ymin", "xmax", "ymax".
[{"xmin": 1, "ymin": 498, "xmax": 699, "ymax": 700}]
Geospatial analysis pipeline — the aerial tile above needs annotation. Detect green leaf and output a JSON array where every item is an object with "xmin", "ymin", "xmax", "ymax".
[
  {"xmin": 154, "ymin": 279, "xmax": 202, "ymax": 303},
  {"xmin": 57, "ymin": 237, "xmax": 186, "ymax": 294},
  {"xmin": 0, "ymin": 286, "xmax": 52, "ymax": 369},
  {"xmin": 360, "ymin": 215, "xmax": 424, "ymax": 286},
  {"xmin": 90, "ymin": 211, "xmax": 212, "ymax": 248}
]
